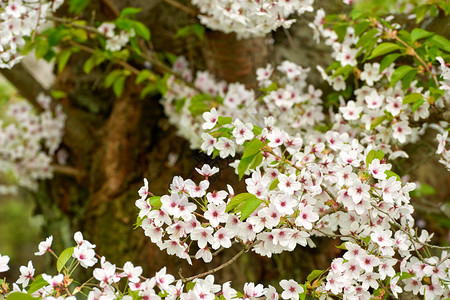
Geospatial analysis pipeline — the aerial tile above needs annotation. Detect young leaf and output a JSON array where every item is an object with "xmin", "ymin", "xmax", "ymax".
[
  {"xmin": 412, "ymin": 99, "xmax": 425, "ymax": 112},
  {"xmin": 26, "ymin": 276, "xmax": 47, "ymax": 295},
  {"xmin": 402, "ymin": 93, "xmax": 423, "ymax": 104},
  {"xmin": 217, "ymin": 116, "xmax": 232, "ymax": 126},
  {"xmin": 56, "ymin": 247, "xmax": 75, "ymax": 273},
  {"xmin": 226, "ymin": 193, "xmax": 256, "ymax": 212},
  {"xmin": 307, "ymin": 270, "xmax": 323, "ymax": 282},
  {"xmin": 411, "ymin": 28, "xmax": 433, "ymax": 42},
  {"xmin": 239, "ymin": 196, "xmax": 262, "ymax": 220},
  {"xmin": 237, "ymin": 155, "xmax": 255, "ymax": 180},
  {"xmin": 390, "ymin": 65, "xmax": 415, "ymax": 87},
  {"xmin": 370, "ymin": 115, "xmax": 387, "ymax": 130},
  {"xmin": 356, "ymin": 28, "xmax": 379, "ymax": 48},
  {"xmin": 269, "ymin": 178, "xmax": 279, "ymax": 191},
  {"xmin": 149, "ymin": 196, "xmax": 162, "ymax": 209},
  {"xmin": 136, "ymin": 69, "xmax": 153, "ymax": 85},
  {"xmin": 7, "ymin": 293, "xmax": 39, "ymax": 300},
  {"xmin": 69, "ymin": 0, "xmax": 89, "ymax": 14},
  {"xmin": 57, "ymin": 49, "xmax": 72, "ymax": 73},
  {"xmin": 385, "ymin": 170, "xmax": 401, "ymax": 181},
  {"xmin": 113, "ymin": 75, "xmax": 126, "ymax": 98},
  {"xmin": 428, "ymin": 34, "xmax": 450, "ymax": 52},
  {"xmin": 380, "ymin": 53, "xmax": 401, "ymax": 72},
  {"xmin": 368, "ymin": 43, "xmax": 401, "ymax": 60},
  {"xmin": 242, "ymin": 139, "xmax": 263, "ymax": 159},
  {"xmin": 120, "ymin": 7, "xmax": 142, "ymax": 17},
  {"xmin": 365, "ymin": 149, "xmax": 385, "ymax": 165}
]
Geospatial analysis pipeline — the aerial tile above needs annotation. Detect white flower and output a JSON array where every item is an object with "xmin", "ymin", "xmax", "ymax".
[
  {"xmin": 202, "ymin": 108, "xmax": 219, "ymax": 130},
  {"xmin": 0, "ymin": 254, "xmax": 10, "ymax": 272},
  {"xmin": 35, "ymin": 236, "xmax": 53, "ymax": 256},
  {"xmin": 280, "ymin": 279, "xmax": 303, "ymax": 300}
]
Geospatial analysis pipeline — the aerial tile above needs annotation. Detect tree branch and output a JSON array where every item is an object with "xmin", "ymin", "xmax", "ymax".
[{"xmin": 0, "ymin": 62, "xmax": 47, "ymax": 112}]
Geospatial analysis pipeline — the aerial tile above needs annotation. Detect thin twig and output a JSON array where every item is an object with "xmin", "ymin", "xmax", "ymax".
[
  {"xmin": 31, "ymin": 0, "xmax": 42, "ymax": 42},
  {"xmin": 52, "ymin": 165, "xmax": 86, "ymax": 179},
  {"xmin": 161, "ymin": 0, "xmax": 197, "ymax": 16},
  {"xmin": 180, "ymin": 242, "xmax": 259, "ymax": 283}
]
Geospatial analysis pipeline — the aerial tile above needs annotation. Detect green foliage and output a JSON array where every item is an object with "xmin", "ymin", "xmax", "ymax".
[
  {"xmin": 188, "ymin": 93, "xmax": 213, "ymax": 116},
  {"xmin": 6, "ymin": 293, "xmax": 39, "ymax": 300},
  {"xmin": 175, "ymin": 24, "xmax": 205, "ymax": 40},
  {"xmin": 368, "ymin": 43, "xmax": 401, "ymax": 60},
  {"xmin": 365, "ymin": 149, "xmax": 385, "ymax": 165},
  {"xmin": 57, "ymin": 247, "xmax": 75, "ymax": 273},
  {"xmin": 69, "ymin": 0, "xmax": 89, "ymax": 15}
]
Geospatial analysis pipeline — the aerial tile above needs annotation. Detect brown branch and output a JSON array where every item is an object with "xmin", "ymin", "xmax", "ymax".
[
  {"xmin": 161, "ymin": 0, "xmax": 197, "ymax": 16},
  {"xmin": 0, "ymin": 62, "xmax": 47, "ymax": 112},
  {"xmin": 52, "ymin": 165, "xmax": 86, "ymax": 180},
  {"xmin": 100, "ymin": 0, "xmax": 120, "ymax": 18},
  {"xmin": 180, "ymin": 242, "xmax": 260, "ymax": 283}
]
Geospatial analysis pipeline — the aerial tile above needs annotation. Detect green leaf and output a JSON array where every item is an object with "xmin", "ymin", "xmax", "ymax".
[
  {"xmin": 149, "ymin": 196, "xmax": 162, "ymax": 209},
  {"xmin": 370, "ymin": 115, "xmax": 387, "ymax": 130},
  {"xmin": 240, "ymin": 196, "xmax": 262, "ymax": 220},
  {"xmin": 269, "ymin": 178, "xmax": 279, "ymax": 191},
  {"xmin": 175, "ymin": 24, "xmax": 205, "ymax": 40},
  {"xmin": 354, "ymin": 21, "xmax": 370, "ymax": 36},
  {"xmin": 385, "ymin": 170, "xmax": 401, "ymax": 181},
  {"xmin": 83, "ymin": 56, "xmax": 95, "ymax": 74},
  {"xmin": 7, "ymin": 293, "xmax": 39, "ymax": 300},
  {"xmin": 174, "ymin": 98, "xmax": 186, "ymax": 113},
  {"xmin": 402, "ymin": 93, "xmax": 423, "ymax": 104},
  {"xmin": 399, "ymin": 272, "xmax": 414, "ymax": 280},
  {"xmin": 428, "ymin": 34, "xmax": 450, "ymax": 52},
  {"xmin": 242, "ymin": 139, "xmax": 263, "ymax": 158},
  {"xmin": 120, "ymin": 7, "xmax": 142, "ymax": 17},
  {"xmin": 217, "ymin": 116, "xmax": 232, "ymax": 126},
  {"xmin": 365, "ymin": 149, "xmax": 385, "ymax": 166},
  {"xmin": 411, "ymin": 28, "xmax": 434, "ymax": 42},
  {"xmin": 113, "ymin": 75, "xmax": 126, "ymax": 98},
  {"xmin": 237, "ymin": 155, "xmax": 255, "ymax": 180},
  {"xmin": 335, "ymin": 242, "xmax": 347, "ymax": 250},
  {"xmin": 368, "ymin": 43, "xmax": 401, "ymax": 60},
  {"xmin": 26, "ymin": 276, "xmax": 47, "ymax": 295},
  {"xmin": 50, "ymin": 90, "xmax": 67, "ymax": 99},
  {"xmin": 334, "ymin": 24, "xmax": 348, "ymax": 42},
  {"xmin": 140, "ymin": 83, "xmax": 158, "ymax": 99},
  {"xmin": 57, "ymin": 246, "xmax": 75, "ymax": 273},
  {"xmin": 35, "ymin": 38, "xmax": 49, "ymax": 59},
  {"xmin": 186, "ymin": 281, "xmax": 196, "ymax": 291},
  {"xmin": 104, "ymin": 70, "xmax": 124, "ymax": 88},
  {"xmin": 249, "ymin": 152, "xmax": 264, "ymax": 170},
  {"xmin": 380, "ymin": 53, "xmax": 401, "ymax": 72},
  {"xmin": 356, "ymin": 28, "xmax": 379, "ymax": 48},
  {"xmin": 252, "ymin": 125, "xmax": 262, "ymax": 136},
  {"xmin": 69, "ymin": 0, "xmax": 89, "ymax": 14},
  {"xmin": 226, "ymin": 193, "xmax": 256, "ymax": 212},
  {"xmin": 390, "ymin": 65, "xmax": 415, "ymax": 87},
  {"xmin": 307, "ymin": 270, "xmax": 323, "ymax": 282},
  {"xmin": 401, "ymin": 69, "xmax": 418, "ymax": 91},
  {"xmin": 132, "ymin": 21, "xmax": 151, "ymax": 41},
  {"xmin": 188, "ymin": 93, "xmax": 213, "ymax": 116},
  {"xmin": 136, "ymin": 69, "xmax": 153, "ymax": 85},
  {"xmin": 413, "ymin": 183, "xmax": 436, "ymax": 196},
  {"xmin": 412, "ymin": 99, "xmax": 425, "ymax": 112},
  {"xmin": 57, "ymin": 49, "xmax": 72, "ymax": 73}
]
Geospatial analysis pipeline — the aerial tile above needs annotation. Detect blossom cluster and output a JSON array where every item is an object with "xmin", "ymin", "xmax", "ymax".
[
  {"xmin": 163, "ymin": 56, "xmax": 325, "ymax": 152},
  {"xmin": 191, "ymin": 0, "xmax": 314, "ymax": 39},
  {"xmin": 135, "ymin": 105, "xmax": 450, "ymax": 298},
  {"xmin": 0, "ymin": 93, "xmax": 66, "ymax": 193},
  {"xmin": 0, "ymin": 0, "xmax": 64, "ymax": 68},
  {"xmin": 97, "ymin": 22, "xmax": 135, "ymax": 52},
  {"xmin": 1, "ymin": 233, "xmax": 312, "ymax": 300}
]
